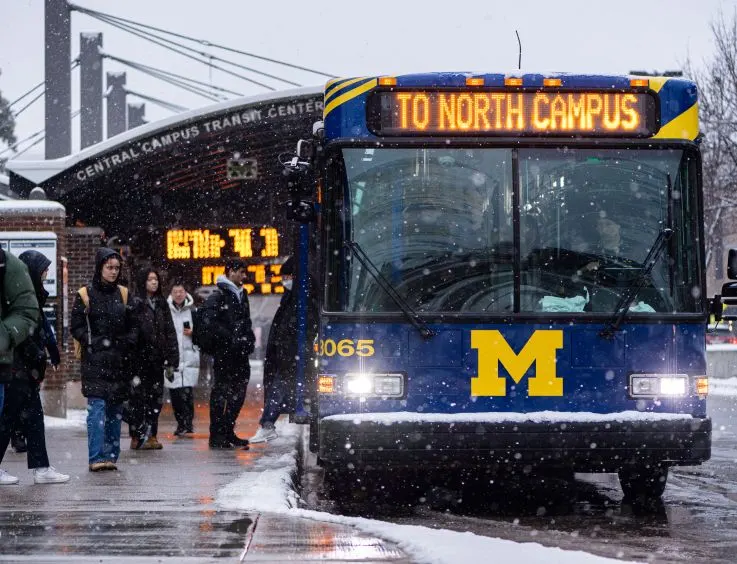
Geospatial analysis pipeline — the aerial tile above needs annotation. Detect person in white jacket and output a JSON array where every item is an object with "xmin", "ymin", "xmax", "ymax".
[{"xmin": 166, "ymin": 283, "xmax": 200, "ymax": 436}]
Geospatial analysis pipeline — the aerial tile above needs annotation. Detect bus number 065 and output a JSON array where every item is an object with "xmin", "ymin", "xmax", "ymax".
[{"xmin": 318, "ymin": 339, "xmax": 375, "ymax": 357}]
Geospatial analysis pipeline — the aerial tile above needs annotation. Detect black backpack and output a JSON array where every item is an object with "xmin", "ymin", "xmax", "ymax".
[{"xmin": 191, "ymin": 300, "xmax": 218, "ymax": 355}]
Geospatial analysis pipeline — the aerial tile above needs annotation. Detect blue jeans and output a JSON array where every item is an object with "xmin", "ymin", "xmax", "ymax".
[
  {"xmin": 87, "ymin": 397, "xmax": 123, "ymax": 464},
  {"xmin": 259, "ymin": 375, "xmax": 290, "ymax": 427}
]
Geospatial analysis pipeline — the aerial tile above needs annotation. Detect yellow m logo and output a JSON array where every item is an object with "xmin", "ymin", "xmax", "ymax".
[{"xmin": 471, "ymin": 330, "xmax": 564, "ymax": 397}]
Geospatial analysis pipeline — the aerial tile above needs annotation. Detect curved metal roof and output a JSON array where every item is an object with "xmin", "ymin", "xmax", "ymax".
[{"xmin": 7, "ymin": 86, "xmax": 323, "ymax": 188}]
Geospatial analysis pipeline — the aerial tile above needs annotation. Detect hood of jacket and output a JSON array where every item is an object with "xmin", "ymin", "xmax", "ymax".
[
  {"xmin": 92, "ymin": 247, "xmax": 123, "ymax": 290},
  {"xmin": 167, "ymin": 292, "xmax": 194, "ymax": 311},
  {"xmin": 17, "ymin": 250, "xmax": 51, "ymax": 306},
  {"xmin": 216, "ymin": 274, "xmax": 244, "ymax": 299}
]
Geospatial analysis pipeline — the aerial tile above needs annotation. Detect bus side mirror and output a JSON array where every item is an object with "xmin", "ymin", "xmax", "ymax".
[
  {"xmin": 720, "ymin": 283, "xmax": 737, "ymax": 321},
  {"xmin": 728, "ymin": 249, "xmax": 737, "ymax": 279}
]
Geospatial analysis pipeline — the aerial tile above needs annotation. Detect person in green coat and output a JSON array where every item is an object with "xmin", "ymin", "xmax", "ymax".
[{"xmin": 0, "ymin": 248, "xmax": 40, "ymax": 485}]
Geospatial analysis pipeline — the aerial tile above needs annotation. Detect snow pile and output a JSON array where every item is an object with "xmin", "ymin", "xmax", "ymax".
[
  {"xmin": 216, "ymin": 421, "xmax": 635, "ymax": 564},
  {"xmin": 0, "ymin": 200, "xmax": 65, "ymax": 214},
  {"xmin": 324, "ymin": 410, "xmax": 693, "ymax": 425},
  {"xmin": 710, "ymin": 377, "xmax": 737, "ymax": 397},
  {"xmin": 44, "ymin": 409, "xmax": 87, "ymax": 428}
]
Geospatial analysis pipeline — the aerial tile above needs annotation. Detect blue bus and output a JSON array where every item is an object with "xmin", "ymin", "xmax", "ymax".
[{"xmin": 285, "ymin": 72, "xmax": 712, "ymax": 502}]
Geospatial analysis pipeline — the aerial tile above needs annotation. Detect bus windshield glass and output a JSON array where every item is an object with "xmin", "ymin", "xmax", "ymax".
[{"xmin": 332, "ymin": 147, "xmax": 701, "ymax": 315}]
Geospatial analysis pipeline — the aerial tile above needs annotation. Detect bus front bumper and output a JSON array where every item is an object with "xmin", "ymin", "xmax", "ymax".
[{"xmin": 318, "ymin": 416, "xmax": 711, "ymax": 472}]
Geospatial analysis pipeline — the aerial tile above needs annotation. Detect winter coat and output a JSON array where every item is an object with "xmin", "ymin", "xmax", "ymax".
[
  {"xmin": 165, "ymin": 293, "xmax": 200, "ymax": 389},
  {"xmin": 0, "ymin": 249, "xmax": 39, "ymax": 382},
  {"xmin": 263, "ymin": 277, "xmax": 319, "ymax": 394},
  {"xmin": 70, "ymin": 248, "xmax": 138, "ymax": 403},
  {"xmin": 200, "ymin": 276, "xmax": 255, "ymax": 371},
  {"xmin": 11, "ymin": 250, "xmax": 58, "ymax": 389},
  {"xmin": 131, "ymin": 273, "xmax": 178, "ymax": 382}
]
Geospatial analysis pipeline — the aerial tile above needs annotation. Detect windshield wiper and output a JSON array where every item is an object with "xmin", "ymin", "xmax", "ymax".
[
  {"xmin": 344, "ymin": 240, "xmax": 435, "ymax": 340},
  {"xmin": 599, "ymin": 227, "xmax": 674, "ymax": 339}
]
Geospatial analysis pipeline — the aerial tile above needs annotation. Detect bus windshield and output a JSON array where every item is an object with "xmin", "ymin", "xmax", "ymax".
[{"xmin": 330, "ymin": 147, "xmax": 701, "ymax": 315}]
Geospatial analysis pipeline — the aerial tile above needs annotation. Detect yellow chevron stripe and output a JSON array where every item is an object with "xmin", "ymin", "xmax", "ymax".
[
  {"xmin": 325, "ymin": 77, "xmax": 344, "ymax": 90},
  {"xmin": 324, "ymin": 78, "xmax": 378, "ymax": 118},
  {"xmin": 653, "ymin": 102, "xmax": 698, "ymax": 140},
  {"xmin": 647, "ymin": 76, "xmax": 669, "ymax": 93},
  {"xmin": 325, "ymin": 77, "xmax": 370, "ymax": 104}
]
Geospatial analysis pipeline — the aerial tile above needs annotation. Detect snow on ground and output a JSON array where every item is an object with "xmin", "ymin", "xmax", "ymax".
[
  {"xmin": 325, "ymin": 410, "xmax": 693, "ymax": 425},
  {"xmin": 216, "ymin": 420, "xmax": 636, "ymax": 564},
  {"xmin": 44, "ymin": 409, "xmax": 87, "ymax": 428},
  {"xmin": 711, "ymin": 377, "xmax": 737, "ymax": 397}
]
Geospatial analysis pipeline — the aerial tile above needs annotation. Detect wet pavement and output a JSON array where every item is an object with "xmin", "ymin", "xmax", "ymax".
[
  {"xmin": 304, "ymin": 395, "xmax": 737, "ymax": 564},
  {"xmin": 0, "ymin": 370, "xmax": 411, "ymax": 563}
]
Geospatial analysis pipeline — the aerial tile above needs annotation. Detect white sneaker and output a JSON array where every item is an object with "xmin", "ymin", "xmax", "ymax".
[
  {"xmin": 33, "ymin": 466, "xmax": 70, "ymax": 484},
  {"xmin": 0, "ymin": 469, "xmax": 19, "ymax": 485},
  {"xmin": 249, "ymin": 426, "xmax": 278, "ymax": 444}
]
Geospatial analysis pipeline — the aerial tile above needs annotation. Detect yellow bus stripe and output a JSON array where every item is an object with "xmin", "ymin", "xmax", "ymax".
[
  {"xmin": 653, "ymin": 102, "xmax": 698, "ymax": 140},
  {"xmin": 325, "ymin": 77, "xmax": 370, "ymax": 104},
  {"xmin": 324, "ymin": 78, "xmax": 378, "ymax": 117}
]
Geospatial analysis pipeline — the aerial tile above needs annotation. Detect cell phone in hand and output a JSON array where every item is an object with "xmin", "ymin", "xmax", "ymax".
[{"xmin": 183, "ymin": 321, "xmax": 191, "ymax": 329}]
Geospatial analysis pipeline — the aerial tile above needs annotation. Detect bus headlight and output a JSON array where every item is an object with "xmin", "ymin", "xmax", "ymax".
[
  {"xmin": 344, "ymin": 373, "xmax": 405, "ymax": 398},
  {"xmin": 629, "ymin": 374, "xmax": 688, "ymax": 398}
]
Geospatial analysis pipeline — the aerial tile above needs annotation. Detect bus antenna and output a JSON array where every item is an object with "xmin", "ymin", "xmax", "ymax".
[{"xmin": 516, "ymin": 30, "xmax": 522, "ymax": 69}]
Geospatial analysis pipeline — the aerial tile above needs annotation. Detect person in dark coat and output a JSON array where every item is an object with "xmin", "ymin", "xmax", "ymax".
[
  {"xmin": 0, "ymin": 250, "xmax": 69, "ymax": 484},
  {"xmin": 201, "ymin": 259, "xmax": 255, "ymax": 449},
  {"xmin": 71, "ymin": 248, "xmax": 137, "ymax": 472},
  {"xmin": 128, "ymin": 269, "xmax": 178, "ymax": 450},
  {"xmin": 250, "ymin": 257, "xmax": 318, "ymax": 443}
]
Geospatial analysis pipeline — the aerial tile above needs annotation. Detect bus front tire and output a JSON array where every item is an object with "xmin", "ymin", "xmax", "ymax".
[{"xmin": 618, "ymin": 465, "xmax": 669, "ymax": 500}]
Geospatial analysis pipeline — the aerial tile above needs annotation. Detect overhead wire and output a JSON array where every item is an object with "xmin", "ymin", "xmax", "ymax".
[
  {"xmin": 74, "ymin": 7, "xmax": 293, "ymax": 90},
  {"xmin": 68, "ymin": 4, "xmax": 335, "ymax": 79},
  {"xmin": 124, "ymin": 89, "xmax": 189, "ymax": 112},
  {"xmin": 103, "ymin": 53, "xmax": 244, "ymax": 98},
  {"xmin": 8, "ymin": 81, "xmax": 44, "ymax": 110}
]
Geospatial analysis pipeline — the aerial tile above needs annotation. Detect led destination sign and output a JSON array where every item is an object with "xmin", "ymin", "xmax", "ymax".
[
  {"xmin": 370, "ymin": 91, "xmax": 657, "ymax": 136},
  {"xmin": 167, "ymin": 227, "xmax": 279, "ymax": 260}
]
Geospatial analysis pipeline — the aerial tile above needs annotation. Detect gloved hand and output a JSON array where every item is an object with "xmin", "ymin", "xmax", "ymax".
[{"xmin": 164, "ymin": 365, "xmax": 175, "ymax": 382}]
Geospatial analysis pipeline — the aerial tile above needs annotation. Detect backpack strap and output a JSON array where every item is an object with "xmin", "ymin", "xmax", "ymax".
[
  {"xmin": 118, "ymin": 285, "xmax": 128, "ymax": 305},
  {"xmin": 78, "ymin": 286, "xmax": 92, "ymax": 347}
]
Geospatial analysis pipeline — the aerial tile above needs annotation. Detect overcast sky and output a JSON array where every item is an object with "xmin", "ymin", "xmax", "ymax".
[{"xmin": 1, "ymin": 0, "xmax": 735, "ymax": 160}]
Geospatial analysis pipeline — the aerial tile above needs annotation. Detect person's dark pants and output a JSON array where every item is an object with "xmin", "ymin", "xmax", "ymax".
[
  {"xmin": 0, "ymin": 382, "xmax": 50, "ymax": 469},
  {"xmin": 209, "ymin": 356, "xmax": 249, "ymax": 440},
  {"xmin": 170, "ymin": 387, "xmax": 194, "ymax": 432},
  {"xmin": 259, "ymin": 373, "xmax": 290, "ymax": 427},
  {"xmin": 129, "ymin": 367, "xmax": 164, "ymax": 439}
]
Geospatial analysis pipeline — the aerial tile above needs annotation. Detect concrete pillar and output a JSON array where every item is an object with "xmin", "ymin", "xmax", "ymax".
[
  {"xmin": 80, "ymin": 32, "xmax": 103, "ymax": 149},
  {"xmin": 127, "ymin": 102, "xmax": 146, "ymax": 129},
  {"xmin": 45, "ymin": 0, "xmax": 71, "ymax": 159},
  {"xmin": 106, "ymin": 72, "xmax": 127, "ymax": 138}
]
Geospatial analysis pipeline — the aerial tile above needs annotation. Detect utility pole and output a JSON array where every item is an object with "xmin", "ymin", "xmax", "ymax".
[
  {"xmin": 45, "ymin": 0, "xmax": 71, "ymax": 159},
  {"xmin": 106, "ymin": 72, "xmax": 127, "ymax": 138},
  {"xmin": 80, "ymin": 32, "xmax": 103, "ymax": 149}
]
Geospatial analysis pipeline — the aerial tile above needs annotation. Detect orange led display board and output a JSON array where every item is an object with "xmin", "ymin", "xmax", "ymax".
[
  {"xmin": 166, "ymin": 227, "xmax": 280, "ymax": 260},
  {"xmin": 369, "ymin": 91, "xmax": 656, "ymax": 136}
]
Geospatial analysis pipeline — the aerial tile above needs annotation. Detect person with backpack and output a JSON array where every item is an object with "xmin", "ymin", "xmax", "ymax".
[
  {"xmin": 0, "ymin": 248, "xmax": 40, "ymax": 485},
  {"xmin": 165, "ymin": 281, "xmax": 199, "ymax": 437},
  {"xmin": 0, "ymin": 250, "xmax": 69, "ymax": 484},
  {"xmin": 71, "ymin": 248, "xmax": 137, "ymax": 472},
  {"xmin": 128, "ymin": 269, "xmax": 178, "ymax": 450},
  {"xmin": 200, "ymin": 259, "xmax": 255, "ymax": 449}
]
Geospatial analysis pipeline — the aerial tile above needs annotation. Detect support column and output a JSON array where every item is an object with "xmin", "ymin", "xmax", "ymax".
[
  {"xmin": 45, "ymin": 0, "xmax": 71, "ymax": 159},
  {"xmin": 127, "ymin": 102, "xmax": 146, "ymax": 129},
  {"xmin": 80, "ymin": 32, "xmax": 103, "ymax": 149},
  {"xmin": 106, "ymin": 72, "xmax": 127, "ymax": 138}
]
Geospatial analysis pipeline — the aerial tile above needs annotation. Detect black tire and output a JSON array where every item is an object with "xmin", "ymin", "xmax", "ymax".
[{"xmin": 618, "ymin": 465, "xmax": 669, "ymax": 500}]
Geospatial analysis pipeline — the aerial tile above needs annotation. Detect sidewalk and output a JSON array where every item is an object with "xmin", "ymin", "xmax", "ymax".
[{"xmin": 0, "ymin": 367, "xmax": 411, "ymax": 563}]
